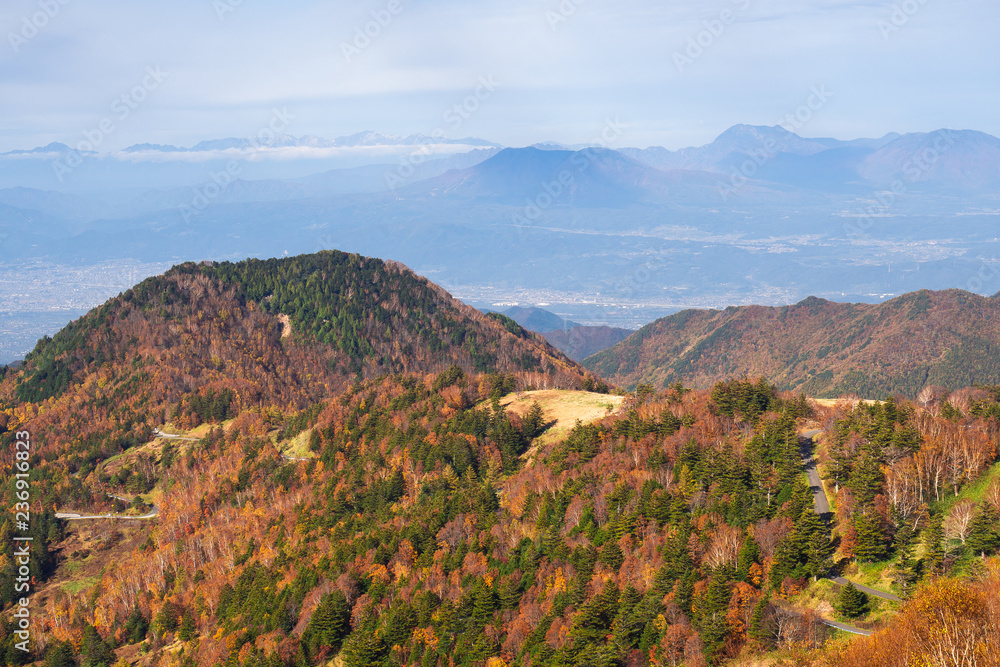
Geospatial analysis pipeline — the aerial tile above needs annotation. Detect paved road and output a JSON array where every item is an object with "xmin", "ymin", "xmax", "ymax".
[
  {"xmin": 801, "ymin": 429, "xmax": 830, "ymax": 516},
  {"xmin": 798, "ymin": 428, "xmax": 899, "ymax": 635},
  {"xmin": 56, "ymin": 493, "xmax": 159, "ymax": 521},
  {"xmin": 153, "ymin": 428, "xmax": 200, "ymax": 442},
  {"xmin": 820, "ymin": 619, "xmax": 871, "ymax": 636},
  {"xmin": 830, "ymin": 576, "xmax": 901, "ymax": 602},
  {"xmin": 56, "ymin": 504, "xmax": 159, "ymax": 521}
]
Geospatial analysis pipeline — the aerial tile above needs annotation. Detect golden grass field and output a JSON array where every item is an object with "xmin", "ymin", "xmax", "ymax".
[{"xmin": 498, "ymin": 389, "xmax": 626, "ymax": 449}]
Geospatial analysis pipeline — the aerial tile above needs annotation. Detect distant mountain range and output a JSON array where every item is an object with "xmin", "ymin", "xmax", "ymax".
[
  {"xmin": 619, "ymin": 125, "xmax": 1000, "ymax": 194},
  {"xmin": 2, "ymin": 132, "xmax": 500, "ymax": 157},
  {"xmin": 4, "ymin": 124, "xmax": 1000, "ymax": 359},
  {"xmin": 497, "ymin": 306, "xmax": 633, "ymax": 362},
  {"xmin": 500, "ymin": 306, "xmax": 581, "ymax": 333},
  {"xmin": 584, "ymin": 289, "xmax": 1000, "ymax": 398}
]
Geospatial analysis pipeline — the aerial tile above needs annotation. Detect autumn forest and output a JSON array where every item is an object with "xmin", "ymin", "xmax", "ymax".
[{"xmin": 1, "ymin": 251, "xmax": 999, "ymax": 667}]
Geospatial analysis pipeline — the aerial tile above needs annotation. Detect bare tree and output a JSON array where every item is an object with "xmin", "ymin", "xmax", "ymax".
[{"xmin": 944, "ymin": 500, "xmax": 977, "ymax": 547}]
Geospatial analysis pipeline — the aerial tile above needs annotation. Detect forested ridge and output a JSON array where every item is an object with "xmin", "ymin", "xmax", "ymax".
[
  {"xmin": 585, "ymin": 289, "xmax": 1000, "ymax": 398},
  {"xmin": 1, "ymin": 255, "xmax": 1000, "ymax": 667},
  {"xmin": 0, "ymin": 251, "xmax": 585, "ymax": 512},
  {"xmin": 2, "ymin": 371, "xmax": 998, "ymax": 666}
]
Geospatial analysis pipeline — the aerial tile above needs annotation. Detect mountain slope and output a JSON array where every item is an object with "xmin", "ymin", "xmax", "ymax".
[
  {"xmin": 502, "ymin": 306, "xmax": 580, "ymax": 333},
  {"xmin": 402, "ymin": 146, "xmax": 731, "ymax": 206},
  {"xmin": 857, "ymin": 129, "xmax": 1000, "ymax": 191},
  {"xmin": 4, "ymin": 251, "xmax": 587, "ymax": 502},
  {"xmin": 585, "ymin": 289, "xmax": 1000, "ymax": 398}
]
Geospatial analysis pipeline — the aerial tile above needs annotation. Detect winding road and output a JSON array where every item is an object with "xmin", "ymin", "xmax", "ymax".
[
  {"xmin": 799, "ymin": 428, "xmax": 901, "ymax": 637},
  {"xmin": 56, "ymin": 494, "xmax": 159, "ymax": 521},
  {"xmin": 152, "ymin": 428, "xmax": 200, "ymax": 442}
]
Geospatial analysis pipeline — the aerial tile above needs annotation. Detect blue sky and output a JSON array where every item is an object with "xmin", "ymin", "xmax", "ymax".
[{"xmin": 1, "ymin": 0, "xmax": 997, "ymax": 152}]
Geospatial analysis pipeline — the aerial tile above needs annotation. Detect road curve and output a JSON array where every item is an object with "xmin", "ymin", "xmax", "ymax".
[
  {"xmin": 55, "ymin": 505, "xmax": 158, "ymax": 521},
  {"xmin": 830, "ymin": 576, "xmax": 901, "ymax": 602},
  {"xmin": 153, "ymin": 428, "xmax": 200, "ymax": 442},
  {"xmin": 56, "ymin": 494, "xmax": 159, "ymax": 521},
  {"xmin": 820, "ymin": 619, "xmax": 871, "ymax": 636},
  {"xmin": 798, "ymin": 428, "xmax": 898, "ymax": 635},
  {"xmin": 801, "ymin": 429, "xmax": 830, "ymax": 516}
]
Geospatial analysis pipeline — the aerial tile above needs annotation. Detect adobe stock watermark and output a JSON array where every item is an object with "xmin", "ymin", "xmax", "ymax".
[
  {"xmin": 674, "ymin": 0, "xmax": 751, "ymax": 73},
  {"xmin": 341, "ymin": 0, "xmax": 407, "ymax": 63},
  {"xmin": 878, "ymin": 0, "xmax": 932, "ymax": 40},
  {"xmin": 716, "ymin": 85, "xmax": 834, "ymax": 201},
  {"xmin": 844, "ymin": 129, "xmax": 957, "ymax": 239},
  {"xmin": 965, "ymin": 256, "xmax": 1000, "ymax": 295},
  {"xmin": 8, "ymin": 0, "xmax": 71, "ymax": 54},
  {"xmin": 12, "ymin": 430, "xmax": 34, "ymax": 653},
  {"xmin": 180, "ymin": 108, "xmax": 294, "ymax": 223},
  {"xmin": 213, "ymin": 0, "xmax": 245, "ymax": 22},
  {"xmin": 385, "ymin": 75, "xmax": 501, "ymax": 189},
  {"xmin": 546, "ymin": 0, "xmax": 589, "ymax": 31},
  {"xmin": 51, "ymin": 66, "xmax": 169, "ymax": 183},
  {"xmin": 511, "ymin": 118, "xmax": 626, "ymax": 225}
]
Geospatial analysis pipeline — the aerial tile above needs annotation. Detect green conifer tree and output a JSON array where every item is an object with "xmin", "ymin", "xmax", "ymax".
[{"xmin": 834, "ymin": 582, "xmax": 869, "ymax": 618}]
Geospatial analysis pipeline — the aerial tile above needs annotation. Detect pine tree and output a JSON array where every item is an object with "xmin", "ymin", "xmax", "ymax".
[
  {"xmin": 965, "ymin": 505, "xmax": 1000, "ymax": 557},
  {"xmin": 696, "ymin": 567, "xmax": 734, "ymax": 663},
  {"xmin": 748, "ymin": 595, "xmax": 772, "ymax": 648},
  {"xmin": 178, "ymin": 611, "xmax": 196, "ymax": 642},
  {"xmin": 853, "ymin": 511, "xmax": 888, "ymax": 563},
  {"xmin": 80, "ymin": 624, "xmax": 115, "ymax": 667},
  {"xmin": 523, "ymin": 401, "xmax": 545, "ymax": 440},
  {"xmin": 305, "ymin": 591, "xmax": 351, "ymax": 657},
  {"xmin": 834, "ymin": 582, "xmax": 869, "ymax": 618},
  {"xmin": 892, "ymin": 525, "xmax": 919, "ymax": 596},
  {"xmin": 736, "ymin": 536, "xmax": 760, "ymax": 582},
  {"xmin": 599, "ymin": 539, "xmax": 624, "ymax": 569},
  {"xmin": 797, "ymin": 509, "xmax": 833, "ymax": 579},
  {"xmin": 922, "ymin": 514, "xmax": 945, "ymax": 574}
]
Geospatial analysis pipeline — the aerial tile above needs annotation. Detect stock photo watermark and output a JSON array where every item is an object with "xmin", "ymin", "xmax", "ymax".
[
  {"xmin": 511, "ymin": 118, "xmax": 626, "ymax": 225},
  {"xmin": 8, "ymin": 0, "xmax": 71, "ymax": 54},
  {"xmin": 844, "ymin": 129, "xmax": 957, "ymax": 239},
  {"xmin": 385, "ymin": 75, "xmax": 501, "ymax": 189},
  {"xmin": 341, "ymin": 0, "xmax": 407, "ymax": 63},
  {"xmin": 51, "ymin": 66, "xmax": 169, "ymax": 182},
  {"xmin": 546, "ymin": 0, "xmax": 589, "ymax": 31},
  {"xmin": 877, "ymin": 0, "xmax": 932, "ymax": 40},
  {"xmin": 674, "ymin": 0, "xmax": 751, "ymax": 73},
  {"xmin": 12, "ymin": 430, "xmax": 34, "ymax": 653},
  {"xmin": 715, "ymin": 85, "xmax": 834, "ymax": 201},
  {"xmin": 214, "ymin": 0, "xmax": 245, "ymax": 21},
  {"xmin": 966, "ymin": 257, "xmax": 1000, "ymax": 294},
  {"xmin": 180, "ymin": 108, "xmax": 294, "ymax": 223}
]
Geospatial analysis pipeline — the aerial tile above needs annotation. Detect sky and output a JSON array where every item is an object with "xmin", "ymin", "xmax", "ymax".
[{"xmin": 1, "ymin": 0, "xmax": 998, "ymax": 153}]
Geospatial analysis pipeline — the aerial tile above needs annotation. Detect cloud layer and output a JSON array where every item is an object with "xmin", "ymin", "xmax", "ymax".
[{"xmin": 1, "ymin": 0, "xmax": 996, "ymax": 152}]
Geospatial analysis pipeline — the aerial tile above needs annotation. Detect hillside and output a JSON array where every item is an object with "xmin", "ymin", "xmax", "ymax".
[
  {"xmin": 0, "ymin": 251, "xmax": 587, "ymax": 512},
  {"xmin": 501, "ymin": 306, "xmax": 580, "ymax": 334},
  {"xmin": 5, "ymin": 254, "xmax": 1000, "ymax": 667},
  {"xmin": 585, "ymin": 289, "xmax": 1000, "ymax": 398},
  {"xmin": 4, "ymin": 366, "xmax": 1000, "ymax": 666}
]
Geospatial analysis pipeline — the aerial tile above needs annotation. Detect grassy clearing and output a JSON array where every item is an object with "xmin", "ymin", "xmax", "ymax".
[
  {"xmin": 794, "ymin": 578, "xmax": 837, "ymax": 617},
  {"xmin": 63, "ymin": 576, "xmax": 99, "ymax": 595},
  {"xmin": 809, "ymin": 398, "xmax": 881, "ymax": 408},
  {"xmin": 840, "ymin": 559, "xmax": 899, "ymax": 595},
  {"xmin": 498, "ymin": 389, "xmax": 625, "ymax": 448},
  {"xmin": 933, "ymin": 460, "xmax": 1000, "ymax": 516},
  {"xmin": 281, "ymin": 428, "xmax": 317, "ymax": 459}
]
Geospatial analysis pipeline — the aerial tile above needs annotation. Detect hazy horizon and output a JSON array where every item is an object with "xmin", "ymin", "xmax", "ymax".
[{"xmin": 2, "ymin": 0, "xmax": 998, "ymax": 153}]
